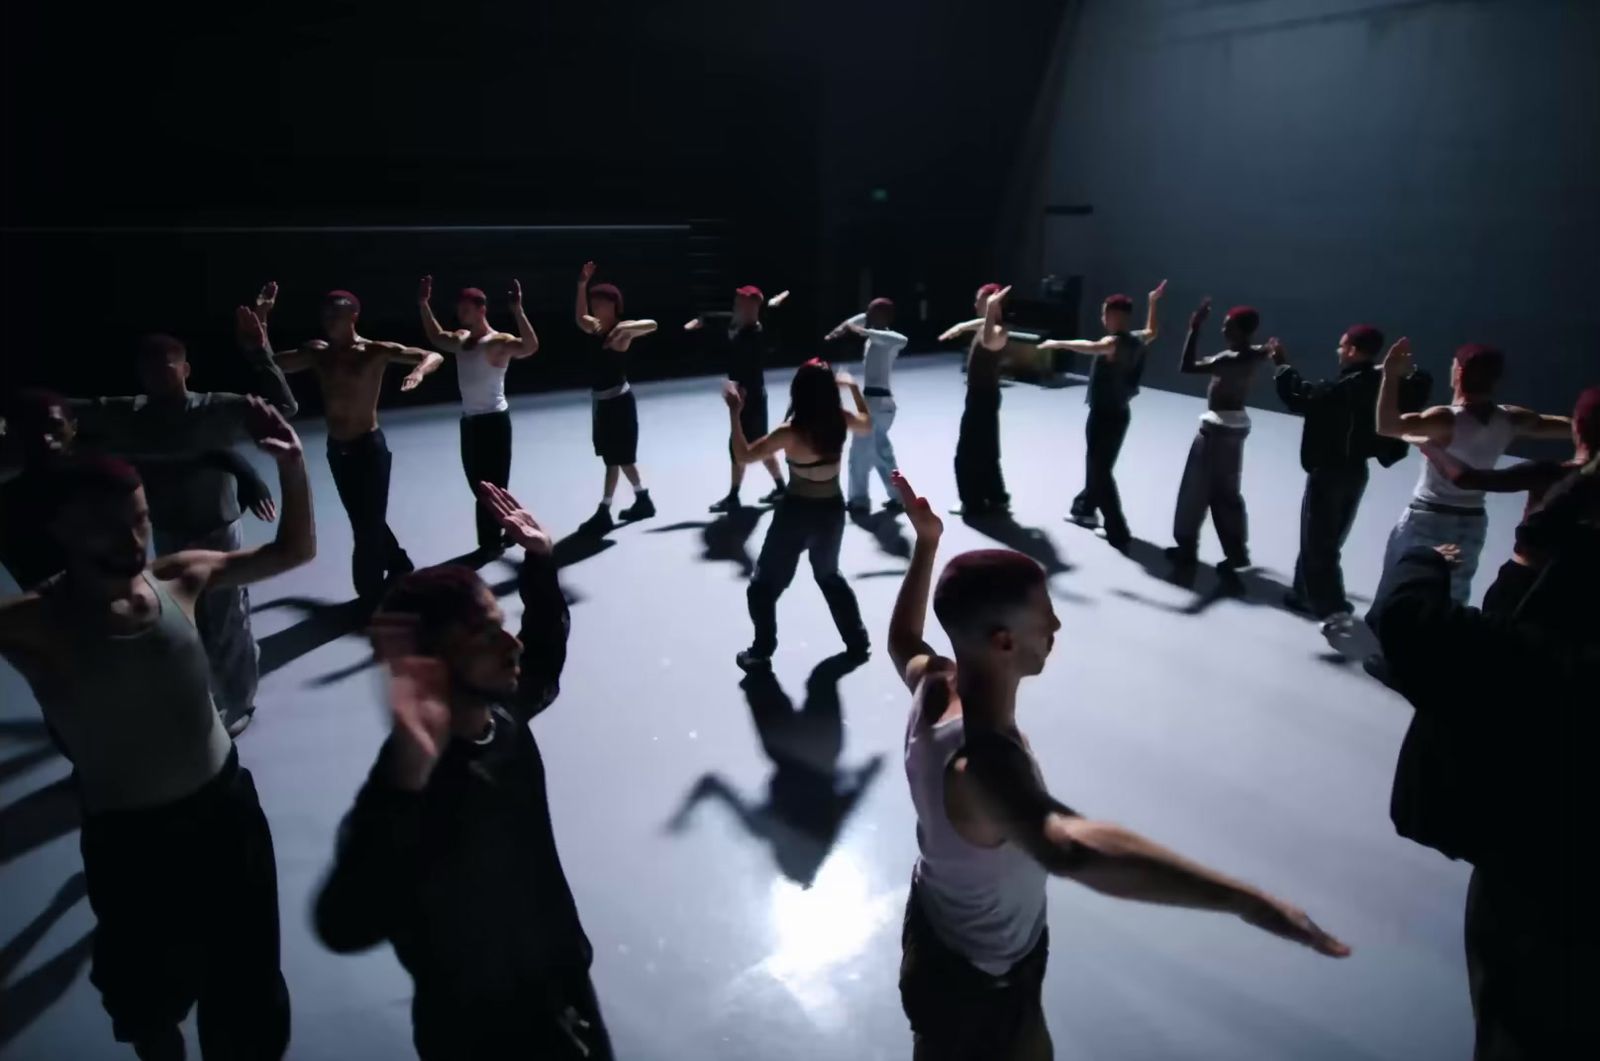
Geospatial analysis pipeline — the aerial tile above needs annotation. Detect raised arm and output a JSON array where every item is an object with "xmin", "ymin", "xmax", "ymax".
[
  {"xmin": 1136, "ymin": 278, "xmax": 1167, "ymax": 343},
  {"xmin": 978, "ymin": 285, "xmax": 1011, "ymax": 352},
  {"xmin": 959, "ymin": 738, "xmax": 1348, "ymax": 956},
  {"xmin": 476, "ymin": 482, "xmax": 567, "ymax": 720},
  {"xmin": 724, "ymin": 382, "xmax": 791, "ymax": 464},
  {"xmin": 1268, "ymin": 339, "xmax": 1331, "ymax": 414},
  {"xmin": 1504, "ymin": 406, "xmax": 1574, "ymax": 442},
  {"xmin": 416, "ymin": 275, "xmax": 464, "ymax": 353},
  {"xmin": 1376, "ymin": 338, "xmax": 1453, "ymax": 443},
  {"xmin": 246, "ymin": 282, "xmax": 316, "ymax": 375},
  {"xmin": 1178, "ymin": 298, "xmax": 1212, "ymax": 374},
  {"xmin": 501, "ymin": 279, "xmax": 540, "ymax": 360},
  {"xmin": 152, "ymin": 399, "xmax": 314, "ymax": 593},
  {"xmin": 230, "ymin": 304, "xmax": 300, "ymax": 416},
  {"xmin": 827, "ymin": 312, "xmax": 868, "ymax": 341},
  {"xmin": 575, "ymin": 261, "xmax": 598, "ymax": 333},
  {"xmin": 837, "ymin": 371, "xmax": 872, "ymax": 435},
  {"xmin": 887, "ymin": 473, "xmax": 945, "ymax": 690}
]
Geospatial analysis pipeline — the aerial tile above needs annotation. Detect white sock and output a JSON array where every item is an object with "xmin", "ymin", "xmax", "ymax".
[{"xmin": 600, "ymin": 496, "xmax": 614, "ymax": 509}]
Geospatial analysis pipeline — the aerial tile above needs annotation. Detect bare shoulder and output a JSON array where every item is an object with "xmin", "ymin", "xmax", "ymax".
[{"xmin": 149, "ymin": 552, "xmax": 212, "ymax": 610}]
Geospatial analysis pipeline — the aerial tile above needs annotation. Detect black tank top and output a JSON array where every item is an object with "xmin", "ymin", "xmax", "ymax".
[
  {"xmin": 586, "ymin": 329, "xmax": 628, "ymax": 392},
  {"xmin": 967, "ymin": 336, "xmax": 1002, "ymax": 391},
  {"xmin": 1087, "ymin": 331, "xmax": 1146, "ymax": 408}
]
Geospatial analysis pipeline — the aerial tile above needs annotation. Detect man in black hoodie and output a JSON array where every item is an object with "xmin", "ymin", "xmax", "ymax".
[
  {"xmin": 1367, "ymin": 465, "xmax": 1599, "ymax": 1060},
  {"xmin": 315, "ymin": 482, "xmax": 610, "ymax": 1061},
  {"xmin": 1270, "ymin": 324, "xmax": 1393, "ymax": 625}
]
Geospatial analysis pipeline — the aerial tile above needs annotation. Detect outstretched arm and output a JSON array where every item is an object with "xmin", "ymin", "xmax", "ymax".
[
  {"xmin": 1136, "ymin": 278, "xmax": 1167, "ymax": 343},
  {"xmin": 1178, "ymin": 298, "xmax": 1212, "ymax": 374},
  {"xmin": 152, "ymin": 399, "xmax": 314, "ymax": 593},
  {"xmin": 1504, "ymin": 406, "xmax": 1574, "ymax": 442},
  {"xmin": 575, "ymin": 261, "xmax": 598, "ymax": 333},
  {"xmin": 1038, "ymin": 337, "xmax": 1117, "ymax": 355},
  {"xmin": 416, "ymin": 275, "xmax": 464, "ymax": 353},
  {"xmin": 959, "ymin": 740, "xmax": 1348, "ymax": 957},
  {"xmin": 888, "ymin": 473, "xmax": 945, "ymax": 691},
  {"xmin": 1376, "ymin": 338, "xmax": 1452, "ymax": 443},
  {"xmin": 938, "ymin": 318, "xmax": 985, "ymax": 343},
  {"xmin": 370, "ymin": 342, "xmax": 445, "ymax": 392}
]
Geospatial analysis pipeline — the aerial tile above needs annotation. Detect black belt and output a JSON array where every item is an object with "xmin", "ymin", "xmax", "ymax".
[
  {"xmin": 1410, "ymin": 499, "xmax": 1486, "ymax": 518},
  {"xmin": 864, "ymin": 386, "xmax": 892, "ymax": 398}
]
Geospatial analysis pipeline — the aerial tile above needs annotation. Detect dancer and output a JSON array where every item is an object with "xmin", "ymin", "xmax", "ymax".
[
  {"xmin": 575, "ymin": 261, "xmax": 658, "ymax": 532},
  {"xmin": 1270, "ymin": 325, "xmax": 1388, "ymax": 627},
  {"xmin": 418, "ymin": 275, "xmax": 540, "ymax": 555},
  {"xmin": 939, "ymin": 284, "xmax": 1011, "ymax": 517},
  {"xmin": 1041, "ymin": 279, "xmax": 1167, "ymax": 547},
  {"xmin": 684, "ymin": 284, "xmax": 790, "ymax": 511},
  {"xmin": 60, "ymin": 314, "xmax": 296, "ymax": 733},
  {"xmin": 1166, "ymin": 300, "xmax": 1270, "ymax": 570},
  {"xmin": 726, "ymin": 360, "xmax": 872, "ymax": 671},
  {"xmin": 1368, "ymin": 490, "xmax": 1598, "ymax": 1060},
  {"xmin": 0, "ymin": 398, "xmax": 309, "ymax": 1061},
  {"xmin": 316, "ymin": 483, "xmax": 612, "ymax": 1061},
  {"xmin": 260, "ymin": 283, "xmax": 442, "ymax": 601},
  {"xmin": 886, "ymin": 471, "xmax": 1347, "ymax": 1060},
  {"xmin": 1417, "ymin": 385, "xmax": 1598, "ymax": 617},
  {"xmin": 1376, "ymin": 339, "xmax": 1572, "ymax": 602},
  {"xmin": 827, "ymin": 297, "xmax": 909, "ymax": 515}
]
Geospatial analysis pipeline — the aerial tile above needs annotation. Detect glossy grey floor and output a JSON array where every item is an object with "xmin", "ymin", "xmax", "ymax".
[{"xmin": 2, "ymin": 355, "xmax": 1514, "ymax": 1060}]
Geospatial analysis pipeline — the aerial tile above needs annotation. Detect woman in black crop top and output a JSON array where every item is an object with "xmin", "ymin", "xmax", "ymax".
[
  {"xmin": 574, "ymin": 261, "xmax": 659, "ymax": 533},
  {"xmin": 725, "ymin": 359, "xmax": 874, "ymax": 670}
]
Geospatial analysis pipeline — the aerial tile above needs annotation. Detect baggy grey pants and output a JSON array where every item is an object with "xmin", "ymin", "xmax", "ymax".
[
  {"xmin": 155, "ymin": 519, "xmax": 258, "ymax": 725},
  {"xmin": 1172, "ymin": 419, "xmax": 1250, "ymax": 562}
]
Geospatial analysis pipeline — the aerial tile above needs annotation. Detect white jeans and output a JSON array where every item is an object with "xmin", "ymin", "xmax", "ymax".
[{"xmin": 848, "ymin": 395, "xmax": 898, "ymax": 505}]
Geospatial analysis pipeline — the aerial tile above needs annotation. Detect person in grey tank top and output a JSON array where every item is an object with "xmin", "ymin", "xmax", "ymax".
[
  {"xmin": 0, "ymin": 398, "xmax": 314, "ymax": 1061},
  {"xmin": 418, "ymin": 275, "xmax": 541, "ymax": 555},
  {"xmin": 887, "ymin": 471, "xmax": 1348, "ymax": 1061},
  {"xmin": 1375, "ymin": 340, "xmax": 1572, "ymax": 604}
]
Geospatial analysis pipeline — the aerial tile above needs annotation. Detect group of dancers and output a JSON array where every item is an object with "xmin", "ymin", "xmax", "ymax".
[{"xmin": 1, "ymin": 260, "xmax": 1595, "ymax": 1060}]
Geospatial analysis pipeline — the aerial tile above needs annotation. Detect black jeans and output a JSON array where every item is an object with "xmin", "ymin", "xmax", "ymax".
[
  {"xmin": 460, "ymin": 411, "xmax": 513, "ymax": 549},
  {"xmin": 81, "ymin": 752, "xmax": 290, "ymax": 1059},
  {"xmin": 1071, "ymin": 403, "xmax": 1131, "ymax": 537},
  {"xmin": 414, "ymin": 971, "xmax": 613, "ymax": 1061},
  {"xmin": 747, "ymin": 494, "xmax": 866, "ymax": 655},
  {"xmin": 1292, "ymin": 464, "xmax": 1369, "ymax": 617},
  {"xmin": 327, "ymin": 429, "xmax": 413, "ymax": 600},
  {"xmin": 954, "ymin": 385, "xmax": 1007, "ymax": 511}
]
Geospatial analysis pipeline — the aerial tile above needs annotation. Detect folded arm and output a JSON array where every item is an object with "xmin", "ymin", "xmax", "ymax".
[
  {"xmin": 313, "ymin": 753, "xmax": 423, "ymax": 954},
  {"xmin": 1273, "ymin": 365, "xmax": 1334, "ymax": 415}
]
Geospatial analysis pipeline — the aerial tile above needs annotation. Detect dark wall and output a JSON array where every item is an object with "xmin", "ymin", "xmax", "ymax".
[
  {"xmin": 1030, "ymin": 0, "xmax": 1600, "ymax": 415},
  {"xmin": 3, "ymin": 1, "xmax": 1068, "ymax": 404}
]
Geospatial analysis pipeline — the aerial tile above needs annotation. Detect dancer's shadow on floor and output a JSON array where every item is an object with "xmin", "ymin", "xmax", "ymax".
[
  {"xmin": 849, "ymin": 509, "xmax": 911, "ymax": 561},
  {"xmin": 1114, "ymin": 537, "xmax": 1302, "ymax": 618},
  {"xmin": 666, "ymin": 653, "xmax": 884, "ymax": 888},
  {"xmin": 648, "ymin": 506, "xmax": 766, "ymax": 579},
  {"xmin": 307, "ymin": 532, "xmax": 606, "ymax": 688},
  {"xmin": 0, "ymin": 775, "xmax": 80, "ymax": 867},
  {"xmin": 254, "ymin": 596, "xmax": 369, "ymax": 678},
  {"xmin": 0, "ymin": 871, "xmax": 92, "ymax": 1048},
  {"xmin": 962, "ymin": 511, "xmax": 1093, "ymax": 603}
]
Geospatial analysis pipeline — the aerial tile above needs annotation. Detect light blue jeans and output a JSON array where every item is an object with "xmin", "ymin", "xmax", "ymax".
[
  {"xmin": 1382, "ymin": 505, "xmax": 1489, "ymax": 604},
  {"xmin": 848, "ymin": 394, "xmax": 898, "ymax": 505}
]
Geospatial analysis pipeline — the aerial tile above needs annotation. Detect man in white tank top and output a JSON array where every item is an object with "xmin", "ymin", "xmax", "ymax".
[
  {"xmin": 418, "ymin": 276, "xmax": 541, "ymax": 556},
  {"xmin": 1376, "ymin": 340, "xmax": 1572, "ymax": 603},
  {"xmin": 886, "ymin": 472, "xmax": 1347, "ymax": 1060},
  {"xmin": 0, "ymin": 399, "xmax": 314, "ymax": 1060}
]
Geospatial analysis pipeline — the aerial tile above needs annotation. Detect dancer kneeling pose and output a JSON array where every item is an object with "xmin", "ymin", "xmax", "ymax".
[{"xmin": 727, "ymin": 360, "xmax": 873, "ymax": 671}]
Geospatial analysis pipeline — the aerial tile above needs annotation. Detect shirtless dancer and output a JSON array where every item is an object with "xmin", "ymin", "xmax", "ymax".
[
  {"xmin": 1167, "ymin": 300, "xmax": 1270, "ymax": 571},
  {"xmin": 260, "ymin": 283, "xmax": 442, "ymax": 601},
  {"xmin": 685, "ymin": 284, "xmax": 790, "ymax": 511},
  {"xmin": 939, "ymin": 284, "xmax": 1012, "ymax": 517},
  {"xmin": 0, "ymin": 399, "xmax": 311, "ymax": 1061},
  {"xmin": 418, "ymin": 276, "xmax": 540, "ymax": 555},
  {"xmin": 1040, "ymin": 280, "xmax": 1166, "ymax": 548},
  {"xmin": 575, "ymin": 261, "xmax": 658, "ymax": 533},
  {"xmin": 887, "ymin": 471, "xmax": 1347, "ymax": 1060}
]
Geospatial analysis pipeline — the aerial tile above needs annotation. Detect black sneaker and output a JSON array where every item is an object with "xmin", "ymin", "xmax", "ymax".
[
  {"xmin": 1164, "ymin": 545, "xmax": 1198, "ymax": 567},
  {"xmin": 709, "ymin": 494, "xmax": 741, "ymax": 514},
  {"xmin": 1066, "ymin": 510, "xmax": 1100, "ymax": 529},
  {"xmin": 759, "ymin": 485, "xmax": 787, "ymax": 504},
  {"xmin": 1218, "ymin": 553, "xmax": 1252, "ymax": 571},
  {"xmin": 846, "ymin": 500, "xmax": 871, "ymax": 517},
  {"xmin": 1094, "ymin": 526, "xmax": 1130, "ymax": 551},
  {"xmin": 581, "ymin": 504, "xmax": 615, "ymax": 535},
  {"xmin": 619, "ymin": 491, "xmax": 656, "ymax": 521},
  {"xmin": 736, "ymin": 649, "xmax": 771, "ymax": 672},
  {"xmin": 881, "ymin": 498, "xmax": 905, "ymax": 515}
]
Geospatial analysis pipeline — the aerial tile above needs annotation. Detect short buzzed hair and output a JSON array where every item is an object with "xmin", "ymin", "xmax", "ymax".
[
  {"xmin": 378, "ymin": 565, "xmax": 491, "ymax": 655},
  {"xmin": 932, "ymin": 549, "xmax": 1046, "ymax": 640},
  {"xmin": 138, "ymin": 333, "xmax": 187, "ymax": 363},
  {"xmin": 1103, "ymin": 294, "xmax": 1134, "ymax": 314},
  {"xmin": 44, "ymin": 454, "xmax": 142, "ymax": 521},
  {"xmin": 1343, "ymin": 324, "xmax": 1385, "ymax": 358}
]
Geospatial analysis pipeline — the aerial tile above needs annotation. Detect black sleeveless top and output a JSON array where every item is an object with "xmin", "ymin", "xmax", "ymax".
[
  {"xmin": 586, "ymin": 329, "xmax": 628, "ymax": 392},
  {"xmin": 967, "ymin": 336, "xmax": 1002, "ymax": 391},
  {"xmin": 1086, "ymin": 331, "xmax": 1147, "ymax": 409}
]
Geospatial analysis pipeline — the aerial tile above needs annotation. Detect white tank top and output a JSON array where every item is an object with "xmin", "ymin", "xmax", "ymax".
[
  {"xmin": 905, "ymin": 701, "xmax": 1048, "ymax": 975},
  {"xmin": 456, "ymin": 335, "xmax": 511, "ymax": 415},
  {"xmin": 1413, "ymin": 404, "xmax": 1515, "ymax": 509}
]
